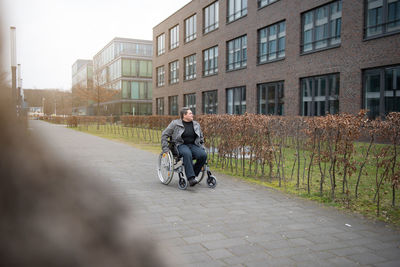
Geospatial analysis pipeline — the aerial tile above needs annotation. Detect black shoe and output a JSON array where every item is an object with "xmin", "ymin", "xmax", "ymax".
[{"xmin": 188, "ymin": 177, "xmax": 198, "ymax": 187}]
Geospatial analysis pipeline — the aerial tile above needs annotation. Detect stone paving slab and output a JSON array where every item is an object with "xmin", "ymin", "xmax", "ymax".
[{"xmin": 30, "ymin": 120, "xmax": 400, "ymax": 266}]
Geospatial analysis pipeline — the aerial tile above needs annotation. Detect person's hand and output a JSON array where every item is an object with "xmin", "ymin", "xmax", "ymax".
[{"xmin": 162, "ymin": 148, "xmax": 170, "ymax": 154}]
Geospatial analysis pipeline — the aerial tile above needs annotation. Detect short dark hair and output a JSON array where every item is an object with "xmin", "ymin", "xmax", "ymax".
[{"xmin": 180, "ymin": 107, "xmax": 191, "ymax": 119}]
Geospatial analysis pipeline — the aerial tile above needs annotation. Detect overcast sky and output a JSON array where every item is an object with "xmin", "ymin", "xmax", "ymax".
[{"xmin": 1, "ymin": 0, "xmax": 191, "ymax": 90}]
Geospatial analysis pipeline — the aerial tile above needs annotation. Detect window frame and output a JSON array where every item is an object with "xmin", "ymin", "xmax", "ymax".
[
  {"xmin": 156, "ymin": 97, "xmax": 164, "ymax": 115},
  {"xmin": 258, "ymin": 0, "xmax": 279, "ymax": 9},
  {"xmin": 203, "ymin": 90, "xmax": 218, "ymax": 114},
  {"xmin": 226, "ymin": 35, "xmax": 247, "ymax": 71},
  {"xmin": 122, "ymin": 81, "xmax": 152, "ymax": 100},
  {"xmin": 257, "ymin": 81, "xmax": 284, "ymax": 115},
  {"xmin": 184, "ymin": 54, "xmax": 197, "ymax": 81},
  {"xmin": 203, "ymin": 1, "xmax": 219, "ymax": 34},
  {"xmin": 169, "ymin": 60, "xmax": 179, "ymax": 85},
  {"xmin": 157, "ymin": 33, "xmax": 165, "ymax": 56},
  {"xmin": 184, "ymin": 93, "xmax": 197, "ymax": 114},
  {"xmin": 227, "ymin": 0, "xmax": 248, "ymax": 23},
  {"xmin": 185, "ymin": 14, "xmax": 197, "ymax": 43},
  {"xmin": 257, "ymin": 20, "xmax": 286, "ymax": 64},
  {"xmin": 364, "ymin": 0, "xmax": 400, "ymax": 39},
  {"xmin": 169, "ymin": 25, "xmax": 179, "ymax": 50},
  {"xmin": 300, "ymin": 0, "xmax": 342, "ymax": 54},
  {"xmin": 169, "ymin": 95, "xmax": 179, "ymax": 116},
  {"xmin": 203, "ymin": 46, "xmax": 218, "ymax": 76},
  {"xmin": 300, "ymin": 73, "xmax": 340, "ymax": 116},
  {"xmin": 363, "ymin": 65, "xmax": 400, "ymax": 118},
  {"xmin": 156, "ymin": 65, "xmax": 165, "ymax": 87},
  {"xmin": 226, "ymin": 86, "xmax": 246, "ymax": 114}
]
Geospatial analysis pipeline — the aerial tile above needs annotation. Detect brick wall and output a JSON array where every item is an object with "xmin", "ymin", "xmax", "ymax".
[{"xmin": 152, "ymin": 0, "xmax": 400, "ymax": 116}]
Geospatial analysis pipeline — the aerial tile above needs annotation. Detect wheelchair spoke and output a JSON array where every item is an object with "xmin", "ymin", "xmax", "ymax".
[{"xmin": 157, "ymin": 152, "xmax": 174, "ymax": 185}]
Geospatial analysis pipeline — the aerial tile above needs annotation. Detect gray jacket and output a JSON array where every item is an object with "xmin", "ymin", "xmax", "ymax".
[{"xmin": 161, "ymin": 119, "xmax": 205, "ymax": 152}]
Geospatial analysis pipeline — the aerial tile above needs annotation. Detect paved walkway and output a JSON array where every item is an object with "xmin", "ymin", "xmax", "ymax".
[{"xmin": 30, "ymin": 120, "xmax": 400, "ymax": 267}]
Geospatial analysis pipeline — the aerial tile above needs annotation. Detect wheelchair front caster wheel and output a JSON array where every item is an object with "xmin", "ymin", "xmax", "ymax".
[
  {"xmin": 207, "ymin": 175, "xmax": 217, "ymax": 188},
  {"xmin": 178, "ymin": 177, "xmax": 188, "ymax": 190}
]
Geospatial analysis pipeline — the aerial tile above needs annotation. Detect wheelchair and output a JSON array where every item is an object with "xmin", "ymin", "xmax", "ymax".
[{"xmin": 157, "ymin": 141, "xmax": 217, "ymax": 190}]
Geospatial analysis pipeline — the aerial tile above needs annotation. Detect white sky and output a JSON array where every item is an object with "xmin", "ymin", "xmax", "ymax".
[{"xmin": 1, "ymin": 0, "xmax": 191, "ymax": 90}]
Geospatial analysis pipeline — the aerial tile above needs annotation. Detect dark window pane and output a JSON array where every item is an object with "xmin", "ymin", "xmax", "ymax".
[
  {"xmin": 367, "ymin": 98, "xmax": 380, "ymax": 118},
  {"xmin": 257, "ymin": 82, "xmax": 284, "ymax": 115},
  {"xmin": 301, "ymin": 74, "xmax": 339, "ymax": 116}
]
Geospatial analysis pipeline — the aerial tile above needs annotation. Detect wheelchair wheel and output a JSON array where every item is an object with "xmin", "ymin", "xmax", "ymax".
[
  {"xmin": 157, "ymin": 151, "xmax": 174, "ymax": 185},
  {"xmin": 178, "ymin": 173, "xmax": 188, "ymax": 190},
  {"xmin": 207, "ymin": 175, "xmax": 217, "ymax": 188}
]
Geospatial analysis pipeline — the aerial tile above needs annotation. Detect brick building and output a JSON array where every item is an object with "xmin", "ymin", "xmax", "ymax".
[{"xmin": 152, "ymin": 0, "xmax": 400, "ymax": 118}]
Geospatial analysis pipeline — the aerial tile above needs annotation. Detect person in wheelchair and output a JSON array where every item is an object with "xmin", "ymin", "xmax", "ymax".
[{"xmin": 161, "ymin": 107, "xmax": 207, "ymax": 187}]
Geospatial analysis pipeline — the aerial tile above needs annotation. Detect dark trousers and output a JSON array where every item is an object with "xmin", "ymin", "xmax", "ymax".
[{"xmin": 177, "ymin": 144, "xmax": 207, "ymax": 179}]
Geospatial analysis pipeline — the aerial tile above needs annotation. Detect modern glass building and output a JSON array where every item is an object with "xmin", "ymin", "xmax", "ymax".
[
  {"xmin": 93, "ymin": 37, "xmax": 153, "ymax": 115},
  {"xmin": 72, "ymin": 59, "xmax": 93, "ymax": 90},
  {"xmin": 71, "ymin": 59, "xmax": 93, "ymax": 115}
]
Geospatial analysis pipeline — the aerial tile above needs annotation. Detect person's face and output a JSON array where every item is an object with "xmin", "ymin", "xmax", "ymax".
[{"xmin": 183, "ymin": 110, "xmax": 193, "ymax": 122}]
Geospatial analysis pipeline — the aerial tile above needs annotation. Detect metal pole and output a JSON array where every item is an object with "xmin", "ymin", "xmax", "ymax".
[
  {"xmin": 17, "ymin": 64, "xmax": 22, "ymax": 114},
  {"xmin": 10, "ymin": 27, "xmax": 17, "ymax": 107},
  {"xmin": 17, "ymin": 64, "xmax": 22, "ymax": 92}
]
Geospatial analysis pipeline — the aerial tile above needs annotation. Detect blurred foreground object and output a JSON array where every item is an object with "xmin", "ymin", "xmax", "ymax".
[{"xmin": 0, "ymin": 62, "xmax": 168, "ymax": 267}]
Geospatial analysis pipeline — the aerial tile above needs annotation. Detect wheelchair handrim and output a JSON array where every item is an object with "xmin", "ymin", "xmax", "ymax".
[{"xmin": 157, "ymin": 152, "xmax": 173, "ymax": 184}]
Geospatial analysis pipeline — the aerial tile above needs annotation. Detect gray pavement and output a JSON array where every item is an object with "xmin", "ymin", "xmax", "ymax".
[{"xmin": 29, "ymin": 120, "xmax": 400, "ymax": 267}]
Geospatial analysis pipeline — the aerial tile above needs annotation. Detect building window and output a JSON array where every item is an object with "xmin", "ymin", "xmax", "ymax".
[
  {"xmin": 226, "ymin": 86, "xmax": 246, "ymax": 114},
  {"xmin": 122, "ymin": 103, "xmax": 152, "ymax": 115},
  {"xmin": 115, "ymin": 42, "xmax": 152, "ymax": 57},
  {"xmin": 301, "ymin": 0, "xmax": 342, "ymax": 53},
  {"xmin": 122, "ymin": 59, "xmax": 151, "ymax": 77},
  {"xmin": 122, "ymin": 81, "xmax": 152, "ymax": 100},
  {"xmin": 258, "ymin": 0, "xmax": 279, "ymax": 9},
  {"xmin": 301, "ymin": 74, "xmax": 339, "ymax": 116},
  {"xmin": 169, "ymin": 25, "xmax": 179, "ymax": 50},
  {"xmin": 258, "ymin": 21, "xmax": 286, "ymax": 64},
  {"xmin": 203, "ymin": 90, "xmax": 218, "ymax": 114},
  {"xmin": 203, "ymin": 46, "xmax": 218, "ymax": 76},
  {"xmin": 227, "ymin": 0, "xmax": 247, "ymax": 23},
  {"xmin": 156, "ymin": 97, "xmax": 164, "ymax": 115},
  {"xmin": 169, "ymin": 60, "xmax": 179, "ymax": 84},
  {"xmin": 364, "ymin": 65, "xmax": 400, "ymax": 119},
  {"xmin": 157, "ymin": 33, "xmax": 165, "ymax": 55},
  {"xmin": 204, "ymin": 1, "xmax": 219, "ymax": 34},
  {"xmin": 227, "ymin": 35, "xmax": 247, "ymax": 71},
  {"xmin": 365, "ymin": 0, "xmax": 400, "ymax": 38},
  {"xmin": 169, "ymin": 95, "xmax": 178, "ymax": 116},
  {"xmin": 184, "ymin": 93, "xmax": 196, "ymax": 114},
  {"xmin": 184, "ymin": 54, "xmax": 196, "ymax": 80},
  {"xmin": 257, "ymin": 81, "xmax": 284, "ymax": 115},
  {"xmin": 139, "ymin": 60, "xmax": 152, "ymax": 77},
  {"xmin": 185, "ymin": 14, "xmax": 197, "ymax": 43},
  {"xmin": 108, "ymin": 60, "xmax": 121, "ymax": 82},
  {"xmin": 156, "ymin": 66, "xmax": 165, "ymax": 87},
  {"xmin": 122, "ymin": 59, "xmax": 137, "ymax": 77}
]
